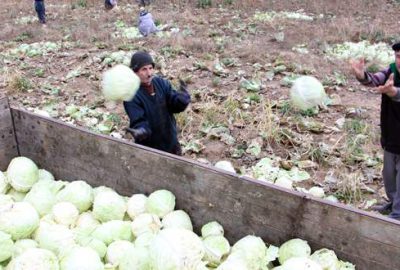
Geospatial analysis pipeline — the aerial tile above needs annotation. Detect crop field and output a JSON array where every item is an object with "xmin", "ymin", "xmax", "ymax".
[{"xmin": 1, "ymin": 0, "xmax": 400, "ymax": 212}]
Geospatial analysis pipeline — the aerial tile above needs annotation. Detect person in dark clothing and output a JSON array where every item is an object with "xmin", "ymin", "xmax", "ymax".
[
  {"xmin": 34, "ymin": 0, "xmax": 46, "ymax": 25},
  {"xmin": 105, "ymin": 0, "xmax": 117, "ymax": 10},
  {"xmin": 123, "ymin": 51, "xmax": 190, "ymax": 155},
  {"xmin": 350, "ymin": 42, "xmax": 400, "ymax": 220}
]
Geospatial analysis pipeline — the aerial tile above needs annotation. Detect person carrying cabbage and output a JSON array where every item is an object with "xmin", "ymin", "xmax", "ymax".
[
  {"xmin": 350, "ymin": 41, "xmax": 400, "ymax": 220},
  {"xmin": 123, "ymin": 51, "xmax": 191, "ymax": 155}
]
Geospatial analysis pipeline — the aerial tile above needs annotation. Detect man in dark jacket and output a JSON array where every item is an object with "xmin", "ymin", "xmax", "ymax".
[
  {"xmin": 123, "ymin": 51, "xmax": 190, "ymax": 155},
  {"xmin": 351, "ymin": 42, "xmax": 400, "ymax": 220}
]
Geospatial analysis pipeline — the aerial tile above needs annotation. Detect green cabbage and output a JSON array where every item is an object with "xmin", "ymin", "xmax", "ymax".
[
  {"xmin": 7, "ymin": 248, "xmax": 59, "ymax": 270},
  {"xmin": 119, "ymin": 246, "xmax": 152, "ymax": 270},
  {"xmin": 127, "ymin": 194, "xmax": 148, "ymax": 220},
  {"xmin": 101, "ymin": 64, "xmax": 140, "ymax": 101},
  {"xmin": 0, "ymin": 231, "xmax": 13, "ymax": 262},
  {"xmin": 12, "ymin": 239, "xmax": 38, "ymax": 259},
  {"xmin": 105, "ymin": 240, "xmax": 136, "ymax": 266},
  {"xmin": 92, "ymin": 220, "xmax": 132, "ymax": 245},
  {"xmin": 0, "ymin": 171, "xmax": 9, "ymax": 194},
  {"xmin": 310, "ymin": 248, "xmax": 339, "ymax": 270},
  {"xmin": 201, "ymin": 221, "xmax": 224, "ymax": 238},
  {"xmin": 51, "ymin": 202, "xmax": 79, "ymax": 227},
  {"xmin": 0, "ymin": 202, "xmax": 39, "ymax": 240},
  {"xmin": 24, "ymin": 181, "xmax": 58, "ymax": 216},
  {"xmin": 93, "ymin": 189, "xmax": 126, "ymax": 222},
  {"xmin": 290, "ymin": 76, "xmax": 327, "ymax": 111},
  {"xmin": 60, "ymin": 246, "xmax": 103, "ymax": 270},
  {"xmin": 203, "ymin": 235, "xmax": 230, "ymax": 267},
  {"xmin": 162, "ymin": 210, "xmax": 193, "ymax": 231},
  {"xmin": 6, "ymin": 157, "xmax": 39, "ymax": 192},
  {"xmin": 146, "ymin": 189, "xmax": 176, "ymax": 218},
  {"xmin": 278, "ymin": 238, "xmax": 311, "ymax": 265},
  {"xmin": 56, "ymin": 180, "xmax": 94, "ymax": 212},
  {"xmin": 131, "ymin": 213, "xmax": 162, "ymax": 238}
]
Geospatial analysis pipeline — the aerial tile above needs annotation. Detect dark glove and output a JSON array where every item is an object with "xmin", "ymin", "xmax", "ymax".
[
  {"xmin": 125, "ymin": 127, "xmax": 150, "ymax": 141},
  {"xmin": 179, "ymin": 79, "xmax": 189, "ymax": 94}
]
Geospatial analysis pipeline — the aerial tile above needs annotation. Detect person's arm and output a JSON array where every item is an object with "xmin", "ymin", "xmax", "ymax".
[
  {"xmin": 123, "ymin": 99, "xmax": 152, "ymax": 141},
  {"xmin": 375, "ymin": 73, "xmax": 400, "ymax": 101},
  {"xmin": 164, "ymin": 79, "xmax": 191, "ymax": 113},
  {"xmin": 350, "ymin": 58, "xmax": 390, "ymax": 87}
]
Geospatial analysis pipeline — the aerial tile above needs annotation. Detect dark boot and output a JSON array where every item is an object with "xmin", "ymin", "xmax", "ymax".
[{"xmin": 370, "ymin": 202, "xmax": 392, "ymax": 214}]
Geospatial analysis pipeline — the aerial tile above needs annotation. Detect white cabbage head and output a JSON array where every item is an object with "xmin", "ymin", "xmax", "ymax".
[
  {"xmin": 310, "ymin": 248, "xmax": 338, "ymax": 270},
  {"xmin": 0, "ymin": 171, "xmax": 9, "ymax": 194},
  {"xmin": 146, "ymin": 189, "xmax": 175, "ymax": 218},
  {"xmin": 37, "ymin": 169, "xmax": 55, "ymax": 182},
  {"xmin": 150, "ymin": 228, "xmax": 205, "ymax": 270},
  {"xmin": 56, "ymin": 180, "xmax": 94, "ymax": 212},
  {"xmin": 119, "ymin": 246, "xmax": 152, "ymax": 270},
  {"xmin": 24, "ymin": 180, "xmax": 62, "ymax": 217},
  {"xmin": 6, "ymin": 157, "xmax": 39, "ymax": 192},
  {"xmin": 93, "ymin": 189, "xmax": 127, "ymax": 222},
  {"xmin": 105, "ymin": 240, "xmax": 136, "ymax": 266},
  {"xmin": 101, "ymin": 64, "xmax": 140, "ymax": 101},
  {"xmin": 131, "ymin": 213, "xmax": 162, "ymax": 238},
  {"xmin": 203, "ymin": 235, "xmax": 230, "ymax": 267},
  {"xmin": 60, "ymin": 246, "xmax": 103, "ymax": 270},
  {"xmin": 162, "ymin": 210, "xmax": 193, "ymax": 231},
  {"xmin": 282, "ymin": 257, "xmax": 322, "ymax": 270},
  {"xmin": 127, "ymin": 194, "xmax": 148, "ymax": 220},
  {"xmin": 229, "ymin": 235, "xmax": 268, "ymax": 270},
  {"xmin": 201, "ymin": 221, "xmax": 224, "ymax": 238},
  {"xmin": 34, "ymin": 222, "xmax": 76, "ymax": 256},
  {"xmin": 51, "ymin": 202, "xmax": 79, "ymax": 228},
  {"xmin": 278, "ymin": 238, "xmax": 311, "ymax": 265},
  {"xmin": 290, "ymin": 76, "xmax": 326, "ymax": 110},
  {"xmin": 92, "ymin": 220, "xmax": 133, "ymax": 245},
  {"xmin": 12, "ymin": 239, "xmax": 38, "ymax": 259},
  {"xmin": 0, "ymin": 231, "xmax": 14, "ymax": 262},
  {"xmin": 7, "ymin": 248, "xmax": 59, "ymax": 270},
  {"xmin": 0, "ymin": 201, "xmax": 39, "ymax": 240}
]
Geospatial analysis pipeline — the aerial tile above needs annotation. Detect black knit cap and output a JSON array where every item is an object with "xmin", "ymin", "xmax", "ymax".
[
  {"xmin": 130, "ymin": 51, "xmax": 155, "ymax": 72},
  {"xmin": 392, "ymin": 42, "xmax": 400, "ymax": 51}
]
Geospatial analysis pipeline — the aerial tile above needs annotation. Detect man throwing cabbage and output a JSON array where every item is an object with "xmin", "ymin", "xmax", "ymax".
[
  {"xmin": 350, "ymin": 42, "xmax": 400, "ymax": 220},
  {"xmin": 123, "ymin": 51, "xmax": 191, "ymax": 155}
]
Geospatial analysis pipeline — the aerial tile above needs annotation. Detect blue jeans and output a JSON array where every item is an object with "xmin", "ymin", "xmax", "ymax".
[{"xmin": 34, "ymin": 1, "xmax": 46, "ymax": 24}]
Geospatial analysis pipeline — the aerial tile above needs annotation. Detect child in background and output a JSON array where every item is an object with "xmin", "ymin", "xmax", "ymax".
[
  {"xmin": 138, "ymin": 7, "xmax": 159, "ymax": 37},
  {"xmin": 34, "ymin": 0, "xmax": 46, "ymax": 25}
]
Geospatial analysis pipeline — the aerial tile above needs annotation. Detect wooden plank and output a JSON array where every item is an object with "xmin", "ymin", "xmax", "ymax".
[
  {"xmin": 0, "ymin": 97, "xmax": 18, "ymax": 171},
  {"xmin": 11, "ymin": 107, "xmax": 400, "ymax": 270}
]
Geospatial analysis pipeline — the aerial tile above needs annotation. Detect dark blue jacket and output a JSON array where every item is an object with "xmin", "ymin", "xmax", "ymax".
[{"xmin": 123, "ymin": 76, "xmax": 190, "ymax": 153}]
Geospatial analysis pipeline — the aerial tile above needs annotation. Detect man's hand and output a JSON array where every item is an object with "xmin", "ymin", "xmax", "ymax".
[
  {"xmin": 350, "ymin": 58, "xmax": 366, "ymax": 80},
  {"xmin": 376, "ymin": 74, "xmax": 398, "ymax": 97},
  {"xmin": 125, "ymin": 127, "xmax": 150, "ymax": 141},
  {"xmin": 179, "ymin": 79, "xmax": 189, "ymax": 94}
]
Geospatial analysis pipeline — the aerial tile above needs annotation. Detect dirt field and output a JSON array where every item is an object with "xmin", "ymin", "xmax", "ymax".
[{"xmin": 1, "ymin": 0, "xmax": 400, "ymax": 213}]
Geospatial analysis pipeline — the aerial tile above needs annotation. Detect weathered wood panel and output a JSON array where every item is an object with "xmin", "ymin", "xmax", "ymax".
[
  {"xmin": 11, "ymin": 108, "xmax": 400, "ymax": 270},
  {"xmin": 0, "ymin": 97, "xmax": 18, "ymax": 170}
]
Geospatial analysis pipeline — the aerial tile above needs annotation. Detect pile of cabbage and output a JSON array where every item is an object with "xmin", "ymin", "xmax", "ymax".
[
  {"xmin": 253, "ymin": 11, "xmax": 314, "ymax": 22},
  {"xmin": 0, "ymin": 156, "xmax": 355, "ymax": 269},
  {"xmin": 326, "ymin": 41, "xmax": 393, "ymax": 66},
  {"xmin": 7, "ymin": 42, "xmax": 60, "ymax": 58}
]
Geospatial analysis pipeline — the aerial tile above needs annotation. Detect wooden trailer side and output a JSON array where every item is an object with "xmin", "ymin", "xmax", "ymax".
[
  {"xmin": 11, "ymin": 108, "xmax": 400, "ymax": 270},
  {"xmin": 0, "ymin": 97, "xmax": 18, "ymax": 171}
]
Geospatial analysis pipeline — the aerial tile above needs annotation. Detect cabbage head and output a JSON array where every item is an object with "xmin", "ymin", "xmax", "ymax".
[
  {"xmin": 93, "ymin": 189, "xmax": 126, "ymax": 222},
  {"xmin": 162, "ymin": 210, "xmax": 193, "ymax": 231},
  {"xmin": 12, "ymin": 239, "xmax": 38, "ymax": 259},
  {"xmin": 60, "ymin": 246, "xmax": 103, "ymax": 270},
  {"xmin": 281, "ymin": 257, "xmax": 322, "ymax": 270},
  {"xmin": 105, "ymin": 240, "xmax": 136, "ymax": 266},
  {"xmin": 0, "ymin": 231, "xmax": 13, "ymax": 262},
  {"xmin": 146, "ymin": 189, "xmax": 175, "ymax": 218},
  {"xmin": 127, "ymin": 194, "xmax": 148, "ymax": 220},
  {"xmin": 92, "ymin": 220, "xmax": 132, "ymax": 245},
  {"xmin": 56, "ymin": 180, "xmax": 94, "ymax": 212},
  {"xmin": 0, "ymin": 171, "xmax": 9, "ymax": 194},
  {"xmin": 0, "ymin": 201, "xmax": 39, "ymax": 240},
  {"xmin": 201, "ymin": 221, "xmax": 224, "ymax": 238},
  {"xmin": 290, "ymin": 76, "xmax": 326, "ymax": 110},
  {"xmin": 131, "ymin": 213, "xmax": 162, "ymax": 237},
  {"xmin": 7, "ymin": 248, "xmax": 59, "ymax": 270},
  {"xmin": 24, "ymin": 181, "xmax": 58, "ymax": 216},
  {"xmin": 278, "ymin": 238, "xmax": 311, "ymax": 265},
  {"xmin": 150, "ymin": 228, "xmax": 205, "ymax": 270},
  {"xmin": 310, "ymin": 248, "xmax": 338, "ymax": 270},
  {"xmin": 6, "ymin": 157, "xmax": 39, "ymax": 192},
  {"xmin": 203, "ymin": 235, "xmax": 230, "ymax": 267},
  {"xmin": 101, "ymin": 64, "xmax": 140, "ymax": 101},
  {"xmin": 119, "ymin": 246, "xmax": 152, "ymax": 270}
]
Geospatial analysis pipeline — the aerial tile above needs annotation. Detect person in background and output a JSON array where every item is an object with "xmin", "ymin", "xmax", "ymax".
[
  {"xmin": 124, "ymin": 51, "xmax": 191, "ymax": 155},
  {"xmin": 105, "ymin": 0, "xmax": 118, "ymax": 11},
  {"xmin": 350, "ymin": 41, "xmax": 400, "ymax": 220},
  {"xmin": 138, "ymin": 7, "xmax": 159, "ymax": 37},
  {"xmin": 34, "ymin": 0, "xmax": 46, "ymax": 25}
]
